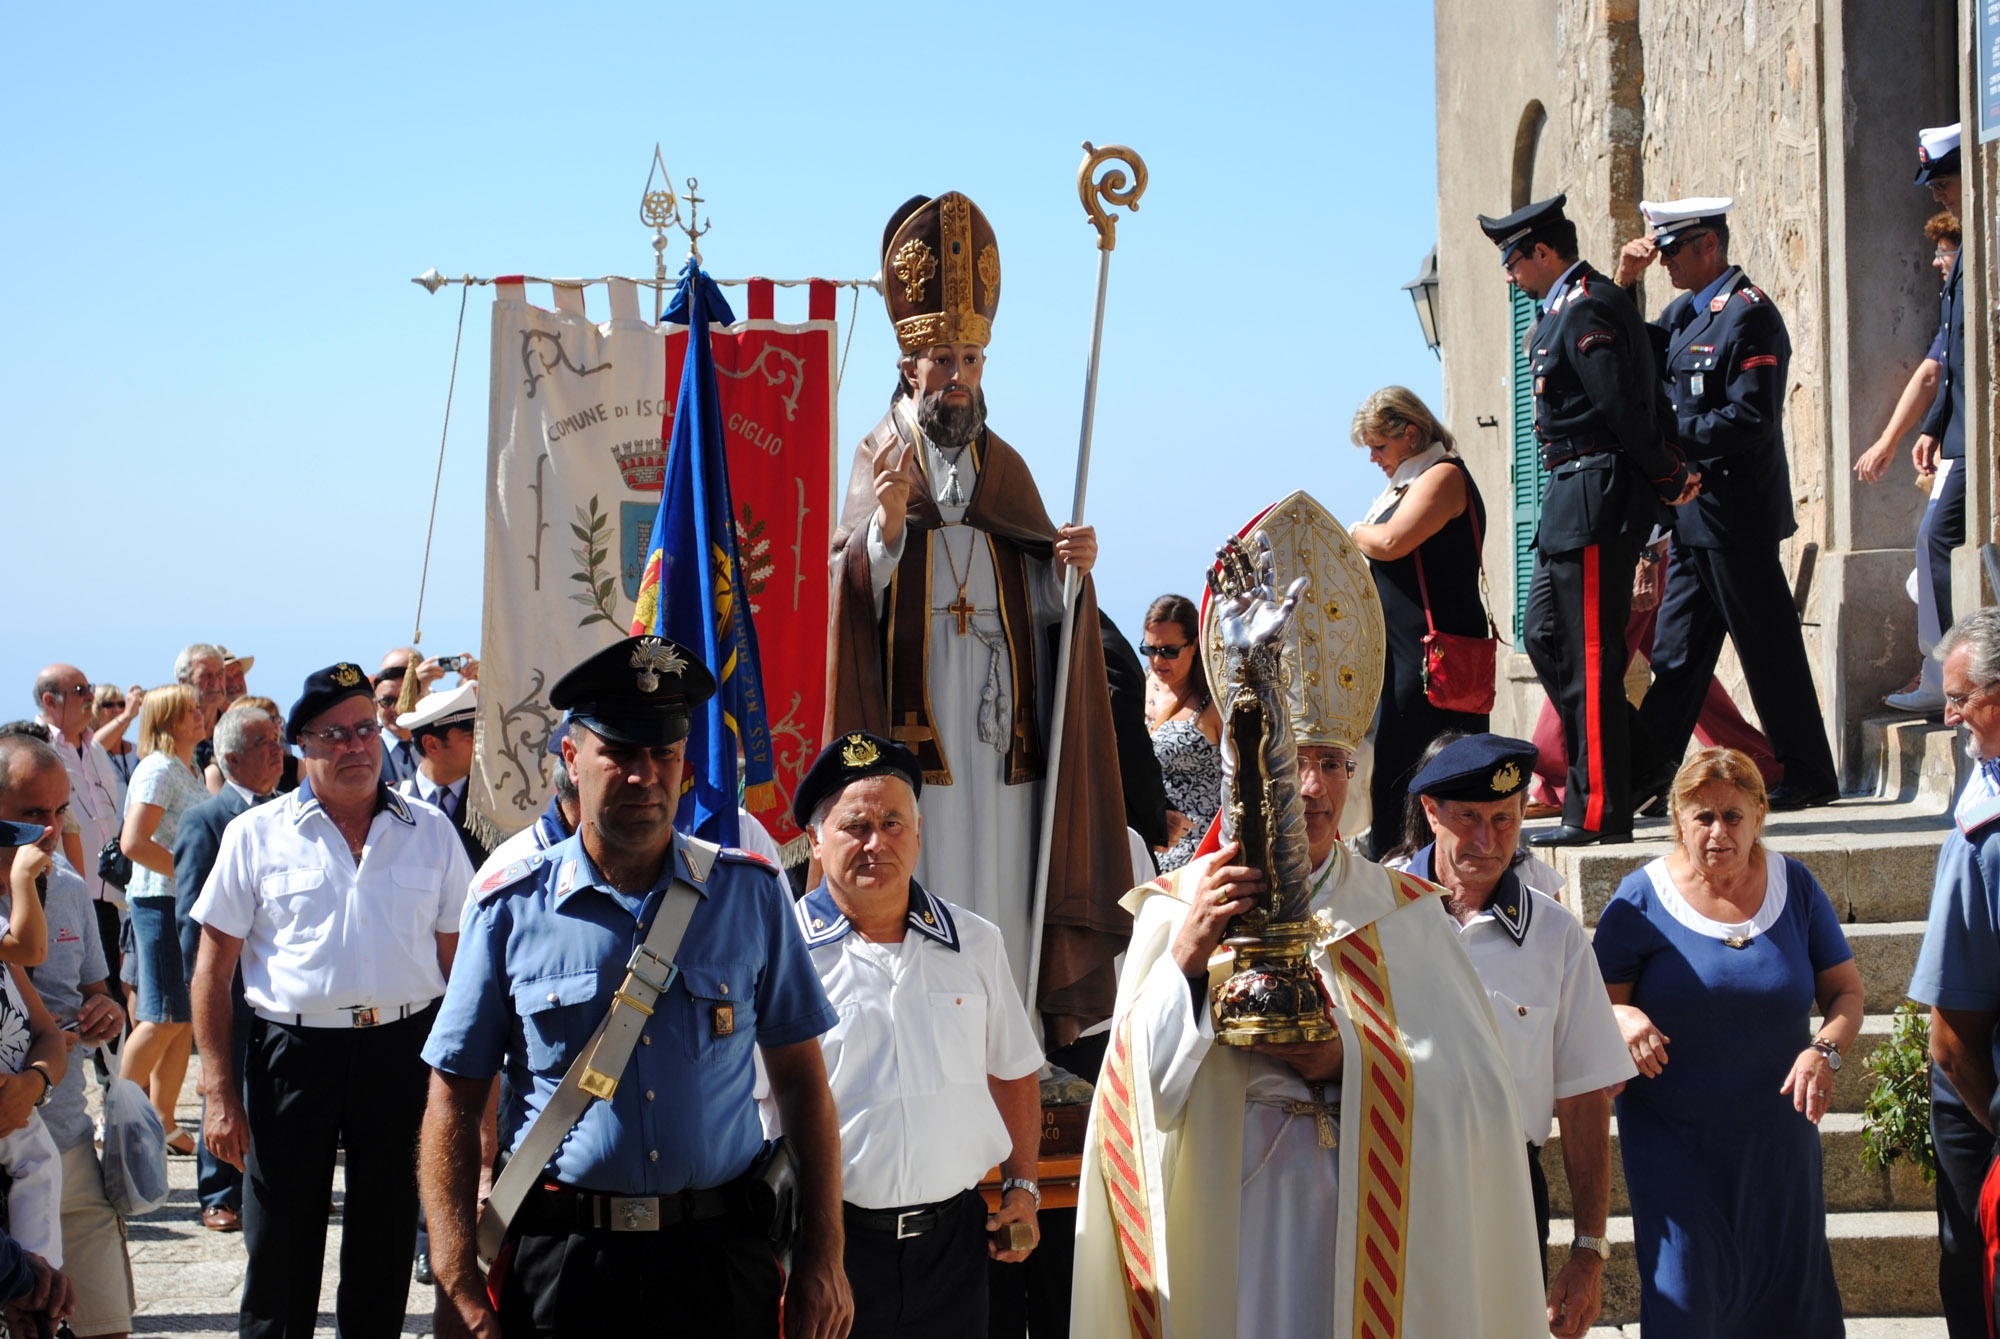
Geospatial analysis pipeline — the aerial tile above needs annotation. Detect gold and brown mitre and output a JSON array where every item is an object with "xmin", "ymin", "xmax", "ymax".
[
  {"xmin": 1201, "ymin": 490, "xmax": 1385, "ymax": 753},
  {"xmin": 880, "ymin": 192, "xmax": 1001, "ymax": 353}
]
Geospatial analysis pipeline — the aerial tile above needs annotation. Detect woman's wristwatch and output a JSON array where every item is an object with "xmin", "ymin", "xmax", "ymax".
[{"xmin": 1811, "ymin": 1038, "xmax": 1842, "ymax": 1071}]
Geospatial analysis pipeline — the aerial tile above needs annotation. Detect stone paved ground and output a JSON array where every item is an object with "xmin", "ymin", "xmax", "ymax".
[{"xmin": 98, "ymin": 1057, "xmax": 1955, "ymax": 1338}]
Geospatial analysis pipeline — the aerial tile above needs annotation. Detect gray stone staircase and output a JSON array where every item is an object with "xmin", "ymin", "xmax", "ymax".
[{"xmin": 1537, "ymin": 712, "xmax": 1963, "ymax": 1327}]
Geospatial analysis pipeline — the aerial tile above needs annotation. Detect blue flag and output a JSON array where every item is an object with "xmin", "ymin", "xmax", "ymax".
[{"xmin": 628, "ymin": 260, "xmax": 775, "ymax": 845}]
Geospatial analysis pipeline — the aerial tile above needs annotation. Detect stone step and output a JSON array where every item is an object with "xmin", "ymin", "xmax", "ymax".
[
  {"xmin": 1544, "ymin": 1113, "xmax": 1931, "ymax": 1217},
  {"xmin": 1548, "ymin": 1210, "xmax": 1940, "ymax": 1324},
  {"xmin": 1542, "ymin": 797, "xmax": 1949, "ymax": 928},
  {"xmin": 1857, "ymin": 711, "xmax": 1970, "ymax": 810},
  {"xmin": 1849, "ymin": 922, "xmax": 1925, "ymax": 1012}
]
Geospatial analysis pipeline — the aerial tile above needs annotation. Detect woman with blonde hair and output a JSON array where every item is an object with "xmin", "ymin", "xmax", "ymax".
[
  {"xmin": 1591, "ymin": 747, "xmax": 1862, "ymax": 1335},
  {"xmin": 1349, "ymin": 386, "xmax": 1492, "ymax": 859},
  {"xmin": 117, "ymin": 683, "xmax": 207, "ymax": 1153}
]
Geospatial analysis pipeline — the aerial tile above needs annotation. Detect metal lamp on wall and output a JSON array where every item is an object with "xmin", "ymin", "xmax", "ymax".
[{"xmin": 1403, "ymin": 246, "xmax": 1441, "ymax": 358}]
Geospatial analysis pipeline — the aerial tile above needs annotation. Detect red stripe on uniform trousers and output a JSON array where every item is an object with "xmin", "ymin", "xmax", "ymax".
[{"xmin": 1581, "ymin": 545, "xmax": 1608, "ymax": 830}]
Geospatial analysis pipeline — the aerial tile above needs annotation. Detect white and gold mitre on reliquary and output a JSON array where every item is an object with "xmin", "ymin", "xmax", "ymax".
[{"xmin": 1201, "ymin": 490, "xmax": 1385, "ymax": 753}]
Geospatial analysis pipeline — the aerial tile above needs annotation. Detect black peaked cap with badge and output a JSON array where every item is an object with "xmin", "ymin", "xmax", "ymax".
[
  {"xmin": 792, "ymin": 731, "xmax": 924, "ymax": 827},
  {"xmin": 286, "ymin": 662, "xmax": 375, "ymax": 743},
  {"xmin": 1408, "ymin": 734, "xmax": 1539, "ymax": 803},
  {"xmin": 550, "ymin": 635, "xmax": 717, "ymax": 749},
  {"xmin": 1477, "ymin": 194, "xmax": 1569, "ymax": 262}
]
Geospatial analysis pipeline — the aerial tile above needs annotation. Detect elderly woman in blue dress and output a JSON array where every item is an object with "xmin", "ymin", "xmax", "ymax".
[{"xmin": 1592, "ymin": 746, "xmax": 1864, "ymax": 1337}]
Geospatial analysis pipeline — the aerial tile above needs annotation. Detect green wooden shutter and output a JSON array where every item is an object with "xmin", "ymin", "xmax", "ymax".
[{"xmin": 1509, "ymin": 286, "xmax": 1544, "ymax": 640}]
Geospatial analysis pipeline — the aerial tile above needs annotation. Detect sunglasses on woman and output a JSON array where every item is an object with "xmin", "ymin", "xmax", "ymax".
[{"xmin": 1140, "ymin": 642, "xmax": 1189, "ymax": 661}]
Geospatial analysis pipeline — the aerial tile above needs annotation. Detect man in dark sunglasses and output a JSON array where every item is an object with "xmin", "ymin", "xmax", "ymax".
[{"xmin": 1613, "ymin": 198, "xmax": 1838, "ymax": 813}]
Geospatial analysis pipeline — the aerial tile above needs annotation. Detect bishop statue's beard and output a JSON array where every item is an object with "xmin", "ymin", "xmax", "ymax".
[{"xmin": 916, "ymin": 385, "xmax": 988, "ymax": 450}]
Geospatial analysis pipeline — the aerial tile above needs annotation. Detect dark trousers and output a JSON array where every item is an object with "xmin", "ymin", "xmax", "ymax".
[
  {"xmin": 1641, "ymin": 540, "xmax": 1838, "ymax": 792},
  {"xmin": 239, "ymin": 1004, "xmax": 435, "ymax": 1339},
  {"xmin": 196, "ymin": 981, "xmax": 251, "ymax": 1214},
  {"xmin": 1528, "ymin": 1142, "xmax": 1550, "ymax": 1288},
  {"xmin": 987, "ymin": 1207, "xmax": 1076, "ymax": 1339},
  {"xmin": 1932, "ymin": 1067, "xmax": 1995, "ymax": 1339},
  {"xmin": 93, "ymin": 901, "xmax": 122, "ymax": 1009},
  {"xmin": 1926, "ymin": 459, "xmax": 1969, "ymax": 637},
  {"xmin": 498, "ymin": 1206, "xmax": 781, "ymax": 1337},
  {"xmin": 846, "ymin": 1190, "xmax": 989, "ymax": 1339},
  {"xmin": 1524, "ymin": 531, "xmax": 1648, "ymax": 834}
]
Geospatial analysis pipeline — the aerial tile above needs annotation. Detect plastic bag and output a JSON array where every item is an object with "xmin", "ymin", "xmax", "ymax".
[{"xmin": 99, "ymin": 1076, "xmax": 168, "ymax": 1217}]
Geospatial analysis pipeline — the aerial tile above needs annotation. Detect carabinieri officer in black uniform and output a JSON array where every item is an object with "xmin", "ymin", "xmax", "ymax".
[
  {"xmin": 1479, "ymin": 195, "xmax": 1699, "ymax": 847},
  {"xmin": 1613, "ymin": 197, "xmax": 1840, "ymax": 810}
]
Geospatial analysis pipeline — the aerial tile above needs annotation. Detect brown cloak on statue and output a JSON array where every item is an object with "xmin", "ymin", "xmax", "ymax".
[{"xmin": 824, "ymin": 407, "xmax": 1131, "ymax": 1045}]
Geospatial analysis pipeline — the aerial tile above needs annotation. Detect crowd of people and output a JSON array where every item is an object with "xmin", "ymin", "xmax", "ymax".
[{"xmin": 0, "ymin": 124, "xmax": 1979, "ymax": 1339}]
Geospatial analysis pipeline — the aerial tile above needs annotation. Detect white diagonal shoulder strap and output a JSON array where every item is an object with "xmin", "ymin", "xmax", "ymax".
[{"xmin": 475, "ymin": 875, "xmax": 703, "ymax": 1264}]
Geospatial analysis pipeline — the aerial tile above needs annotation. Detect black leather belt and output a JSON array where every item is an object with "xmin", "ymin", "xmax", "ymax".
[
  {"xmin": 1541, "ymin": 440, "xmax": 1611, "ymax": 470},
  {"xmin": 524, "ymin": 1182, "xmax": 738, "ymax": 1232},
  {"xmin": 843, "ymin": 1193, "xmax": 965, "ymax": 1240}
]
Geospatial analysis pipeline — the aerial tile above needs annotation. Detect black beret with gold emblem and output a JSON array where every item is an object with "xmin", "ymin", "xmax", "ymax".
[
  {"xmin": 549, "ymin": 635, "xmax": 717, "ymax": 749},
  {"xmin": 792, "ymin": 730, "xmax": 924, "ymax": 827},
  {"xmin": 881, "ymin": 191, "xmax": 1001, "ymax": 354},
  {"xmin": 286, "ymin": 661, "xmax": 375, "ymax": 742},
  {"xmin": 1407, "ymin": 734, "xmax": 1539, "ymax": 803}
]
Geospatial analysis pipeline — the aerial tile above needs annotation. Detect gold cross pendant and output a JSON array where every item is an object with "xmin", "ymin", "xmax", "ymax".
[{"xmin": 1295, "ymin": 1082, "xmax": 1339, "ymax": 1149}]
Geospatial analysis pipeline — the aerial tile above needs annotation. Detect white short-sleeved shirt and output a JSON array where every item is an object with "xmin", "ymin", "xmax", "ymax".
[
  {"xmin": 790, "ymin": 882, "xmax": 1043, "ymax": 1210},
  {"xmin": 1444, "ymin": 876, "xmax": 1634, "ymax": 1145},
  {"xmin": 191, "ymin": 779, "xmax": 472, "ymax": 1016}
]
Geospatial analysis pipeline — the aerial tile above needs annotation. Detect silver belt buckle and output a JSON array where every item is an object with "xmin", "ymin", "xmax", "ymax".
[
  {"xmin": 895, "ymin": 1209, "xmax": 923, "ymax": 1240},
  {"xmin": 350, "ymin": 1007, "xmax": 379, "ymax": 1028},
  {"xmin": 610, "ymin": 1197, "xmax": 660, "ymax": 1232}
]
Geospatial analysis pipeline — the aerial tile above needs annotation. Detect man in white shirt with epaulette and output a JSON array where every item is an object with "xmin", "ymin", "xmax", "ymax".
[
  {"xmin": 1396, "ymin": 733, "xmax": 1635, "ymax": 1339},
  {"xmin": 189, "ymin": 660, "xmax": 472, "ymax": 1339},
  {"xmin": 783, "ymin": 731, "xmax": 1044, "ymax": 1337}
]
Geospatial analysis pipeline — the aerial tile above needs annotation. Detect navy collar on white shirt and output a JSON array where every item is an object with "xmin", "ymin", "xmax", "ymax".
[
  {"xmin": 796, "ymin": 879, "xmax": 961, "ymax": 952},
  {"xmin": 291, "ymin": 776, "xmax": 414, "ymax": 829},
  {"xmin": 1412, "ymin": 843, "xmax": 1533, "ymax": 946}
]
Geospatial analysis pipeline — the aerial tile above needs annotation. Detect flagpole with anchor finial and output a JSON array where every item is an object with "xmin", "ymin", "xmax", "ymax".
[{"xmin": 1024, "ymin": 142, "xmax": 1148, "ymax": 1022}]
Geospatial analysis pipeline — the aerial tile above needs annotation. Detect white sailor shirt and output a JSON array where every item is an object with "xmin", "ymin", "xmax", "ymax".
[
  {"xmin": 789, "ymin": 881, "xmax": 1042, "ymax": 1210},
  {"xmin": 1404, "ymin": 853, "xmax": 1633, "ymax": 1146},
  {"xmin": 191, "ymin": 778, "xmax": 471, "ymax": 1019}
]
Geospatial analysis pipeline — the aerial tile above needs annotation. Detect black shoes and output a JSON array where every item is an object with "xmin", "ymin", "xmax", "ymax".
[
  {"xmin": 1767, "ymin": 781, "xmax": 1840, "ymax": 812},
  {"xmin": 1528, "ymin": 825, "xmax": 1633, "ymax": 848},
  {"xmin": 414, "ymin": 1251, "xmax": 434, "ymax": 1285}
]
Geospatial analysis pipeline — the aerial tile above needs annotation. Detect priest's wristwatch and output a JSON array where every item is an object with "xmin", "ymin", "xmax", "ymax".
[{"xmin": 1571, "ymin": 1234, "xmax": 1611, "ymax": 1262}]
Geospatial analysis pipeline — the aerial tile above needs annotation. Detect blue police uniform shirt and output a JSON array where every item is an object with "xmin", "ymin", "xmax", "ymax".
[
  {"xmin": 1910, "ymin": 761, "xmax": 2000, "ymax": 1015},
  {"xmin": 423, "ymin": 830, "xmax": 836, "ymax": 1194},
  {"xmin": 1689, "ymin": 266, "xmax": 1734, "ymax": 315}
]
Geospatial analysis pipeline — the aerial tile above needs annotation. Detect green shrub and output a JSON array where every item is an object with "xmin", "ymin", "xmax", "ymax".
[{"xmin": 1860, "ymin": 1001, "xmax": 1935, "ymax": 1185}]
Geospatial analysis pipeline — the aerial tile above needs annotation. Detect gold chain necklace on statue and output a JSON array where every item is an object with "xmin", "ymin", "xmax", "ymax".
[{"xmin": 938, "ymin": 524, "xmax": 977, "ymax": 637}]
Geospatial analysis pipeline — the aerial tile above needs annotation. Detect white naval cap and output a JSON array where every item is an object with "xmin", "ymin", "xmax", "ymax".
[
  {"xmin": 396, "ymin": 681, "xmax": 478, "ymax": 733},
  {"xmin": 1640, "ymin": 197, "xmax": 1734, "ymax": 246},
  {"xmin": 1916, "ymin": 123, "xmax": 1962, "ymax": 184}
]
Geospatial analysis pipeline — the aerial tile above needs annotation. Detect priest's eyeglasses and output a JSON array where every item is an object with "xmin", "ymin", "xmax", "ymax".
[
  {"xmin": 1945, "ymin": 681, "xmax": 1997, "ymax": 711},
  {"xmin": 299, "ymin": 720, "xmax": 383, "ymax": 749},
  {"xmin": 1139, "ymin": 642, "xmax": 1189, "ymax": 661}
]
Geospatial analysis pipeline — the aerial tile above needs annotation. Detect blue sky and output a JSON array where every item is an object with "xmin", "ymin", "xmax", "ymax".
[{"xmin": 1, "ymin": 2, "xmax": 1439, "ymax": 715}]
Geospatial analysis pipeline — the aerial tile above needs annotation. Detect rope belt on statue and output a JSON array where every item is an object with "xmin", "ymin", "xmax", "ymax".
[{"xmin": 1247, "ymin": 1082, "xmax": 1340, "ymax": 1149}]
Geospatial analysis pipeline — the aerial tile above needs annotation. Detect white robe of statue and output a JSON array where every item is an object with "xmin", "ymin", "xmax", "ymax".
[{"xmin": 868, "ymin": 437, "xmax": 1061, "ymax": 1008}]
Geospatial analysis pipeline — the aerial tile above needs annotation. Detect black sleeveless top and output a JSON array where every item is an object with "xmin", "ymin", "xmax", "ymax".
[{"xmin": 1369, "ymin": 457, "xmax": 1488, "ymax": 702}]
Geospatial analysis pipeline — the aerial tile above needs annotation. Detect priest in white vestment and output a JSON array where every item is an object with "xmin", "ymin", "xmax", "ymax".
[
  {"xmin": 824, "ymin": 190, "xmax": 1134, "ymax": 1045},
  {"xmin": 1072, "ymin": 494, "xmax": 1546, "ymax": 1338}
]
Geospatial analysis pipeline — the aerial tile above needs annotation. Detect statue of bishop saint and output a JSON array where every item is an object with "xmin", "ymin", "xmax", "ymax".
[{"xmin": 824, "ymin": 190, "xmax": 1132, "ymax": 1046}]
